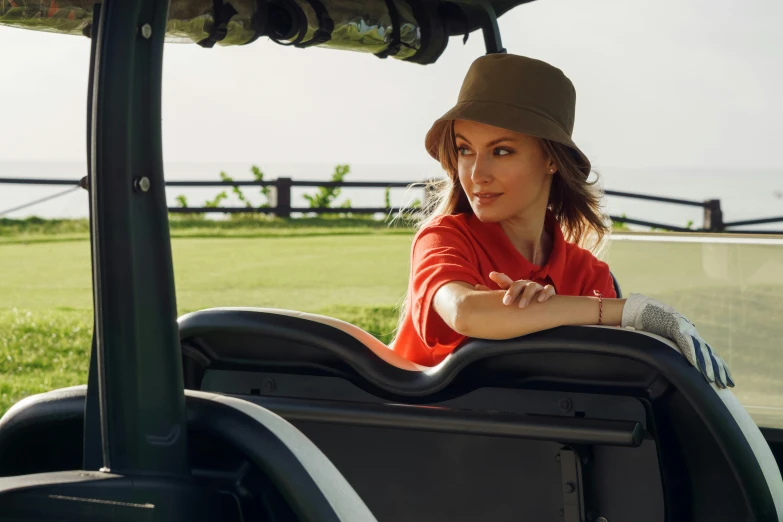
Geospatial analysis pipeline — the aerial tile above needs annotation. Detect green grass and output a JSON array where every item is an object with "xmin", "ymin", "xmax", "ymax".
[
  {"xmin": 0, "ymin": 234, "xmax": 412, "ymax": 313},
  {"xmin": 0, "ymin": 215, "xmax": 412, "ymax": 234},
  {"xmin": 2, "ymin": 219, "xmax": 783, "ymax": 428},
  {"xmin": 0, "ymin": 216, "xmax": 417, "ymax": 246},
  {"xmin": 0, "ymin": 305, "xmax": 402, "ymax": 414},
  {"xmin": 0, "ymin": 310, "xmax": 92, "ymax": 411},
  {"xmin": 0, "ymin": 226, "xmax": 413, "ymax": 413}
]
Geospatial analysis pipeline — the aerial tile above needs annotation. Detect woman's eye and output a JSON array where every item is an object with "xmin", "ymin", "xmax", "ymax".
[
  {"xmin": 494, "ymin": 148, "xmax": 510, "ymax": 156},
  {"xmin": 457, "ymin": 147, "xmax": 473, "ymax": 156}
]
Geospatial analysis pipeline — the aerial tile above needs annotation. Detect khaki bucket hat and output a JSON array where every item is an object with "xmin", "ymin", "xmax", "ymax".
[{"xmin": 425, "ymin": 53, "xmax": 590, "ymax": 177}]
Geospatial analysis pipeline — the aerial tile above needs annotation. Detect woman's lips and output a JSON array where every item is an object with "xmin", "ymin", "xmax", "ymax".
[{"xmin": 474, "ymin": 192, "xmax": 502, "ymax": 205}]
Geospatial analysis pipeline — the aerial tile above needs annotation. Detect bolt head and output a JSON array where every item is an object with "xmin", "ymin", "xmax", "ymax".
[
  {"xmin": 558, "ymin": 398, "xmax": 573, "ymax": 412},
  {"xmin": 262, "ymin": 378, "xmax": 276, "ymax": 393},
  {"xmin": 564, "ymin": 482, "xmax": 575, "ymax": 494},
  {"xmin": 140, "ymin": 24, "xmax": 152, "ymax": 39},
  {"xmin": 134, "ymin": 177, "xmax": 151, "ymax": 193}
]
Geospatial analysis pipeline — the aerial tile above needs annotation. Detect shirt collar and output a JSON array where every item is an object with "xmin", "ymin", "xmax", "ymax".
[{"xmin": 467, "ymin": 210, "xmax": 567, "ymax": 291}]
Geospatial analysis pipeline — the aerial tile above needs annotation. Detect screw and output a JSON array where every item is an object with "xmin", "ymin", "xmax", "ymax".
[
  {"xmin": 558, "ymin": 398, "xmax": 573, "ymax": 413},
  {"xmin": 597, "ymin": 518, "xmax": 608, "ymax": 522},
  {"xmin": 262, "ymin": 378, "xmax": 276, "ymax": 393},
  {"xmin": 555, "ymin": 454, "xmax": 561, "ymax": 462},
  {"xmin": 133, "ymin": 176, "xmax": 150, "ymax": 193},
  {"xmin": 140, "ymin": 23, "xmax": 152, "ymax": 39},
  {"xmin": 564, "ymin": 482, "xmax": 575, "ymax": 494}
]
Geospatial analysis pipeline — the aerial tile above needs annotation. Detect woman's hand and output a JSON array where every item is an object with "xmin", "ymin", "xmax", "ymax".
[
  {"xmin": 474, "ymin": 272, "xmax": 556, "ymax": 308},
  {"xmin": 622, "ymin": 293, "xmax": 734, "ymax": 389}
]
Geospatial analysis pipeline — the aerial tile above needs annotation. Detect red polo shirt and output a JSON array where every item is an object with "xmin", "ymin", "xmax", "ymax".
[{"xmin": 392, "ymin": 211, "xmax": 616, "ymax": 366}]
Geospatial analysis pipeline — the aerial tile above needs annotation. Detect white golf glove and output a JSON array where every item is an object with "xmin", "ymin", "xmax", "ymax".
[{"xmin": 621, "ymin": 293, "xmax": 734, "ymax": 389}]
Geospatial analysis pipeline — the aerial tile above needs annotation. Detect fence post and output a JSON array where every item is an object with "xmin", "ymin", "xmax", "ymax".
[
  {"xmin": 703, "ymin": 199, "xmax": 724, "ymax": 232},
  {"xmin": 275, "ymin": 177, "xmax": 292, "ymax": 218}
]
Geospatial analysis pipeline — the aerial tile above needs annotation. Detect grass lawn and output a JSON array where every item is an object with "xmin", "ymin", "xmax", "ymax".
[
  {"xmin": 0, "ymin": 222, "xmax": 414, "ymax": 413},
  {"xmin": 2, "ymin": 220, "xmax": 783, "ymax": 427},
  {"xmin": 0, "ymin": 234, "xmax": 412, "ymax": 313}
]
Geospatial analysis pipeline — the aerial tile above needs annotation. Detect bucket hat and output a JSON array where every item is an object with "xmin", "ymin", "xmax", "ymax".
[{"xmin": 425, "ymin": 53, "xmax": 590, "ymax": 177}]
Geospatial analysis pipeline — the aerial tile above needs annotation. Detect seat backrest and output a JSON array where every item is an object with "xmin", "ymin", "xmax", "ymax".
[
  {"xmin": 0, "ymin": 386, "xmax": 378, "ymax": 522},
  {"xmin": 179, "ymin": 308, "xmax": 783, "ymax": 522},
  {"xmin": 610, "ymin": 270, "xmax": 622, "ymax": 298}
]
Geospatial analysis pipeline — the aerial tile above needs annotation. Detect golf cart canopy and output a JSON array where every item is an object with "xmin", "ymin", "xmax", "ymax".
[{"xmin": 0, "ymin": 0, "xmax": 531, "ymax": 63}]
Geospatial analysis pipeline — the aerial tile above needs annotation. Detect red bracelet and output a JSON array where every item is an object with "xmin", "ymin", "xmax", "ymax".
[{"xmin": 593, "ymin": 290, "xmax": 603, "ymax": 325}]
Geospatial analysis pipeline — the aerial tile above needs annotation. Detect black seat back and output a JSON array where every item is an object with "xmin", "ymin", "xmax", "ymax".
[
  {"xmin": 180, "ymin": 309, "xmax": 783, "ymax": 522},
  {"xmin": 611, "ymin": 270, "xmax": 622, "ymax": 298}
]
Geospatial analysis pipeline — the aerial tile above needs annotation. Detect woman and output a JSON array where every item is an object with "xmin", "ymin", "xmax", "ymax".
[{"xmin": 391, "ymin": 53, "xmax": 733, "ymax": 388}]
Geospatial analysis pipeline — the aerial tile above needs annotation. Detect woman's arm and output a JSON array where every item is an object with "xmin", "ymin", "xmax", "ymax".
[
  {"xmin": 433, "ymin": 281, "xmax": 625, "ymax": 340},
  {"xmin": 432, "ymin": 282, "xmax": 732, "ymax": 388}
]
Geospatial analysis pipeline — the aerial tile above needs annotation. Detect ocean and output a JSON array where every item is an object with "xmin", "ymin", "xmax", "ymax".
[{"xmin": 1, "ymin": 160, "xmax": 782, "ymax": 232}]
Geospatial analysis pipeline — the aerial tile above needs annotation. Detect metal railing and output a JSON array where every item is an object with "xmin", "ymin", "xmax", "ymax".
[{"xmin": 1, "ymin": 176, "xmax": 781, "ymax": 234}]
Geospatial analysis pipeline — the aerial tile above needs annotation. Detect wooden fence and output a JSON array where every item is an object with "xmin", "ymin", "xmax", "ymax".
[{"xmin": 2, "ymin": 176, "xmax": 782, "ymax": 234}]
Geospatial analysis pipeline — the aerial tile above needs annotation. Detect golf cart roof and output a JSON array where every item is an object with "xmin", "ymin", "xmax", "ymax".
[{"xmin": 1, "ymin": 0, "xmax": 534, "ymax": 63}]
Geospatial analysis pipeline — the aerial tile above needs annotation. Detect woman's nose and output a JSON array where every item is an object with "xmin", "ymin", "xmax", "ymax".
[{"xmin": 470, "ymin": 154, "xmax": 493, "ymax": 185}]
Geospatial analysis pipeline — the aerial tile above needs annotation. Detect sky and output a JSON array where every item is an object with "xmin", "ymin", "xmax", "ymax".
[{"xmin": 1, "ymin": 0, "xmax": 781, "ymax": 171}]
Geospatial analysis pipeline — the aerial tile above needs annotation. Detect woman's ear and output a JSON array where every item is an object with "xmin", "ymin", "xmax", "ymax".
[{"xmin": 538, "ymin": 139, "xmax": 558, "ymax": 175}]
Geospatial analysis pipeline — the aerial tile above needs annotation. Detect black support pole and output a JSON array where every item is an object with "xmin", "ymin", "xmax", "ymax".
[
  {"xmin": 83, "ymin": 2, "xmax": 103, "ymax": 472},
  {"xmin": 88, "ymin": 0, "xmax": 189, "ymax": 476}
]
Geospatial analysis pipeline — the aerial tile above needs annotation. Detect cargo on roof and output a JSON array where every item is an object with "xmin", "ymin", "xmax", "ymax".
[{"xmin": 0, "ymin": 0, "xmax": 533, "ymax": 64}]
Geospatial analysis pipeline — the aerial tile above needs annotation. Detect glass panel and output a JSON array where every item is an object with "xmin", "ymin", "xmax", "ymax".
[{"xmin": 607, "ymin": 233, "xmax": 783, "ymax": 428}]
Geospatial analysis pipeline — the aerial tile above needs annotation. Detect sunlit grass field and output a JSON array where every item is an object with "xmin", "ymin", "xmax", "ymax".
[
  {"xmin": 0, "ymin": 220, "xmax": 412, "ymax": 413},
  {"xmin": 2, "ymin": 219, "xmax": 783, "ymax": 425}
]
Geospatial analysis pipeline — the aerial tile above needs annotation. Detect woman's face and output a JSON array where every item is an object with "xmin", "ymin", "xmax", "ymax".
[{"xmin": 454, "ymin": 120, "xmax": 554, "ymax": 223}]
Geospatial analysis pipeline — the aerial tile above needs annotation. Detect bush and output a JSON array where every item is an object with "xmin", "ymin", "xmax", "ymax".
[{"xmin": 302, "ymin": 164, "xmax": 352, "ymax": 212}]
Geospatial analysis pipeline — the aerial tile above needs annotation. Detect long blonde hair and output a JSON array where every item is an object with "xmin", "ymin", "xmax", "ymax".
[{"xmin": 390, "ymin": 121, "xmax": 609, "ymax": 345}]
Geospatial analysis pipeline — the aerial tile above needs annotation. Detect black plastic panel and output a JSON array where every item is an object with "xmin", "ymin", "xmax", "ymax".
[
  {"xmin": 287, "ymin": 422, "xmax": 662, "ymax": 522},
  {"xmin": 202, "ymin": 370, "xmax": 648, "ymax": 427},
  {"xmin": 178, "ymin": 309, "xmax": 781, "ymax": 521}
]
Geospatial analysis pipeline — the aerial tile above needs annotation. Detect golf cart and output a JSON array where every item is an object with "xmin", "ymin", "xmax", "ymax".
[{"xmin": 1, "ymin": 1, "xmax": 782, "ymax": 520}]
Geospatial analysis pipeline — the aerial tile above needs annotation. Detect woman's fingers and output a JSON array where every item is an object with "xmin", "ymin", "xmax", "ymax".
[
  {"xmin": 537, "ymin": 285, "xmax": 556, "ymax": 302},
  {"xmin": 706, "ymin": 344, "xmax": 730, "ymax": 389},
  {"xmin": 493, "ymin": 277, "xmax": 557, "ymax": 307},
  {"xmin": 689, "ymin": 333, "xmax": 716, "ymax": 384},
  {"xmin": 684, "ymin": 332, "xmax": 735, "ymax": 389},
  {"xmin": 489, "ymin": 272, "xmax": 557, "ymax": 307},
  {"xmin": 627, "ymin": 295, "xmax": 734, "ymax": 389},
  {"xmin": 518, "ymin": 282, "xmax": 542, "ymax": 308},
  {"xmin": 489, "ymin": 272, "xmax": 514, "ymax": 289},
  {"xmin": 502, "ymin": 280, "xmax": 527, "ymax": 305}
]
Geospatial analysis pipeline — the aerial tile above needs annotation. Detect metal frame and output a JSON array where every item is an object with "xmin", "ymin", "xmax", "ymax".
[{"xmin": 86, "ymin": 0, "xmax": 188, "ymax": 476}]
